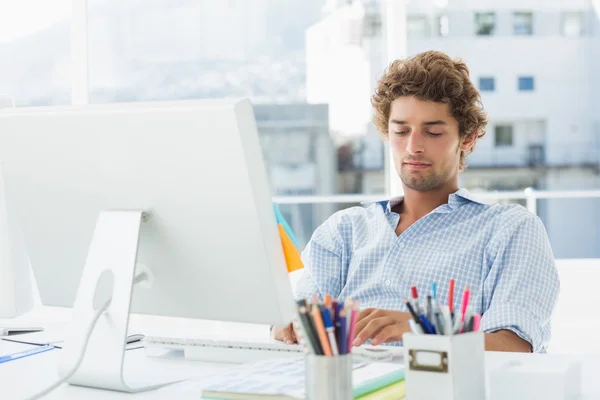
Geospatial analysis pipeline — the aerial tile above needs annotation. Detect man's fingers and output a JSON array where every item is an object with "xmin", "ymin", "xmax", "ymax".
[
  {"xmin": 282, "ymin": 325, "xmax": 297, "ymax": 344},
  {"xmin": 354, "ymin": 309, "xmax": 381, "ymax": 337},
  {"xmin": 353, "ymin": 316, "xmax": 394, "ymax": 346},
  {"xmin": 370, "ymin": 324, "xmax": 407, "ymax": 345},
  {"xmin": 356, "ymin": 308, "xmax": 376, "ymax": 322}
]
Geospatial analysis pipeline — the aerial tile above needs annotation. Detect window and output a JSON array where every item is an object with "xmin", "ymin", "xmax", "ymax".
[
  {"xmin": 475, "ymin": 12, "xmax": 495, "ymax": 36},
  {"xmin": 513, "ymin": 12, "xmax": 533, "ymax": 35},
  {"xmin": 364, "ymin": 13, "xmax": 382, "ymax": 38},
  {"xmin": 407, "ymin": 16, "xmax": 429, "ymax": 38},
  {"xmin": 495, "ymin": 125, "xmax": 514, "ymax": 147},
  {"xmin": 479, "ymin": 77, "xmax": 495, "ymax": 92},
  {"xmin": 86, "ymin": 0, "xmax": 384, "ymax": 211},
  {"xmin": 436, "ymin": 15, "xmax": 449, "ymax": 37},
  {"xmin": 562, "ymin": 12, "xmax": 584, "ymax": 37},
  {"xmin": 0, "ymin": 0, "xmax": 71, "ymax": 106},
  {"xmin": 518, "ymin": 76, "xmax": 535, "ymax": 91}
]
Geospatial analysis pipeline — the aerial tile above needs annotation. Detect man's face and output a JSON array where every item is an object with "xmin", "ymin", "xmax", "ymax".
[{"xmin": 388, "ymin": 96, "xmax": 467, "ymax": 192}]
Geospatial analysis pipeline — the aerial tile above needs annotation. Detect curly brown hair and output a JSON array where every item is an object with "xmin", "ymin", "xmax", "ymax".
[{"xmin": 371, "ymin": 51, "xmax": 488, "ymax": 170}]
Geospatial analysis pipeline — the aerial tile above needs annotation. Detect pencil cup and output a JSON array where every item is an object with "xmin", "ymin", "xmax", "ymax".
[
  {"xmin": 305, "ymin": 354, "xmax": 353, "ymax": 400},
  {"xmin": 403, "ymin": 331, "xmax": 485, "ymax": 400}
]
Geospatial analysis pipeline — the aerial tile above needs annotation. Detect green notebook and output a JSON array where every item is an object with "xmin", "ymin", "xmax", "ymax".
[
  {"xmin": 201, "ymin": 358, "xmax": 404, "ymax": 400},
  {"xmin": 352, "ymin": 364, "xmax": 405, "ymax": 398},
  {"xmin": 356, "ymin": 380, "xmax": 406, "ymax": 400}
]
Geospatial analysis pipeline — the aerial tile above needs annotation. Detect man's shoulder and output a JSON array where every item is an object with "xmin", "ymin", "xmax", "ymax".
[
  {"xmin": 323, "ymin": 202, "xmax": 386, "ymax": 228},
  {"xmin": 484, "ymin": 203, "xmax": 545, "ymax": 242},
  {"xmin": 487, "ymin": 202, "xmax": 537, "ymax": 224}
]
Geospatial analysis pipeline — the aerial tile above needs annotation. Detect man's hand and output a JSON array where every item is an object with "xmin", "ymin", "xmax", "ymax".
[
  {"xmin": 352, "ymin": 308, "xmax": 413, "ymax": 346},
  {"xmin": 271, "ymin": 323, "xmax": 298, "ymax": 344}
]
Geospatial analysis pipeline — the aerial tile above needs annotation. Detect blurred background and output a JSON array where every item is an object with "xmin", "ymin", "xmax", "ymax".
[{"xmin": 0, "ymin": 0, "xmax": 599, "ymax": 259}]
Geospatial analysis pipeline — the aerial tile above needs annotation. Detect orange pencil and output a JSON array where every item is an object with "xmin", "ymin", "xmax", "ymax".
[
  {"xmin": 324, "ymin": 294, "xmax": 332, "ymax": 309},
  {"xmin": 311, "ymin": 302, "xmax": 333, "ymax": 356}
]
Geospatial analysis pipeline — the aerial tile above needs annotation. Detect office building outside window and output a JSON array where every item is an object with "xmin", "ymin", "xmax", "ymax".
[
  {"xmin": 407, "ymin": 16, "xmax": 429, "ymax": 38},
  {"xmin": 494, "ymin": 125, "xmax": 514, "ymax": 147},
  {"xmin": 437, "ymin": 15, "xmax": 449, "ymax": 37},
  {"xmin": 513, "ymin": 12, "xmax": 534, "ymax": 35},
  {"xmin": 479, "ymin": 77, "xmax": 495, "ymax": 92},
  {"xmin": 518, "ymin": 76, "xmax": 535, "ymax": 91},
  {"xmin": 475, "ymin": 12, "xmax": 495, "ymax": 36},
  {"xmin": 562, "ymin": 12, "xmax": 584, "ymax": 37}
]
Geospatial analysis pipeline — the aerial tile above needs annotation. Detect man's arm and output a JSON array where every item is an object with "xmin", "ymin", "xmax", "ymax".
[
  {"xmin": 351, "ymin": 309, "xmax": 532, "ymax": 352},
  {"xmin": 485, "ymin": 330, "xmax": 532, "ymax": 352},
  {"xmin": 480, "ymin": 213, "xmax": 559, "ymax": 353}
]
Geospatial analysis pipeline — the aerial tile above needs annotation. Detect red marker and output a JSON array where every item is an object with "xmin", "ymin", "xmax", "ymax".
[
  {"xmin": 448, "ymin": 279, "xmax": 455, "ymax": 314},
  {"xmin": 410, "ymin": 285, "xmax": 420, "ymax": 314}
]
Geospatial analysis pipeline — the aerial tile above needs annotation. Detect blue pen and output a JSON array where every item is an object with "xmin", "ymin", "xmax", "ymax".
[
  {"xmin": 420, "ymin": 314, "xmax": 437, "ymax": 335},
  {"xmin": 431, "ymin": 282, "xmax": 437, "ymax": 300},
  {"xmin": 0, "ymin": 344, "xmax": 54, "ymax": 364},
  {"xmin": 321, "ymin": 307, "xmax": 339, "ymax": 355}
]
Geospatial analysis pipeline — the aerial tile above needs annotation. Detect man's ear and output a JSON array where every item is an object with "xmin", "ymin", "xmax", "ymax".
[{"xmin": 460, "ymin": 131, "xmax": 478, "ymax": 152}]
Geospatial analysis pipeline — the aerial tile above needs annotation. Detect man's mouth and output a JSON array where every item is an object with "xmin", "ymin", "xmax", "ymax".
[{"xmin": 403, "ymin": 161, "xmax": 431, "ymax": 169}]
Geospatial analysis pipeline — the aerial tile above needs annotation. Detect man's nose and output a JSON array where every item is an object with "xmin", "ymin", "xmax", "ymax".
[{"xmin": 406, "ymin": 132, "xmax": 425, "ymax": 154}]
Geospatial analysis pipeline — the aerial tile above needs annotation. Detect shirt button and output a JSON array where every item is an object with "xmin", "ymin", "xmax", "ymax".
[
  {"xmin": 385, "ymin": 279, "xmax": 391, "ymax": 286},
  {"xmin": 398, "ymin": 242, "xmax": 405, "ymax": 249}
]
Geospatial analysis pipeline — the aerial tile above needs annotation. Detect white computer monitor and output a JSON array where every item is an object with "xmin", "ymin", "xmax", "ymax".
[{"xmin": 0, "ymin": 99, "xmax": 297, "ymax": 392}]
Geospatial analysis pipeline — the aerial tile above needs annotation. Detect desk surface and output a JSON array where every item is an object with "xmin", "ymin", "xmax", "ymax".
[{"xmin": 2, "ymin": 307, "xmax": 600, "ymax": 399}]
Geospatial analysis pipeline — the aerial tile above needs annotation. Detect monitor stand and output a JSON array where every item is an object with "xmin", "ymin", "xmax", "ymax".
[{"xmin": 59, "ymin": 210, "xmax": 180, "ymax": 392}]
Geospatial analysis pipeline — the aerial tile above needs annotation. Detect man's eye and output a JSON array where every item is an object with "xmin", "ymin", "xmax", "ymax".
[
  {"xmin": 395, "ymin": 131, "xmax": 409, "ymax": 135},
  {"xmin": 427, "ymin": 132, "xmax": 442, "ymax": 137}
]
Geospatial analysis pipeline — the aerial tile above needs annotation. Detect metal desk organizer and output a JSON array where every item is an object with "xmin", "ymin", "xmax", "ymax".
[
  {"xmin": 305, "ymin": 353, "xmax": 353, "ymax": 400},
  {"xmin": 403, "ymin": 331, "xmax": 485, "ymax": 400}
]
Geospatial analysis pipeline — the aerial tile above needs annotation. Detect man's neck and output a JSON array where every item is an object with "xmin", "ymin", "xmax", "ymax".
[{"xmin": 397, "ymin": 184, "xmax": 459, "ymax": 220}]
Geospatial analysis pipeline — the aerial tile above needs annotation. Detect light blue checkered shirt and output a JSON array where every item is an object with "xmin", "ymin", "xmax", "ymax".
[{"xmin": 294, "ymin": 189, "xmax": 559, "ymax": 352}]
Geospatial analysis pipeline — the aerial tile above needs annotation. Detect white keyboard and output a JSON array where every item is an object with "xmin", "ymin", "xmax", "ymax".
[{"xmin": 142, "ymin": 335, "xmax": 403, "ymax": 364}]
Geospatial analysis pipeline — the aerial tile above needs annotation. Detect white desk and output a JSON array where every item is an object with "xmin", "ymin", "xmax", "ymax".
[{"xmin": 2, "ymin": 308, "xmax": 600, "ymax": 399}]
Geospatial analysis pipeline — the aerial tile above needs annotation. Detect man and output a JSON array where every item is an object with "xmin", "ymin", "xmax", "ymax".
[{"xmin": 273, "ymin": 51, "xmax": 559, "ymax": 352}]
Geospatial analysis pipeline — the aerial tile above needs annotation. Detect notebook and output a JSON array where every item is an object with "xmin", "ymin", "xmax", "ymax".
[
  {"xmin": 201, "ymin": 358, "xmax": 404, "ymax": 400},
  {"xmin": 355, "ymin": 380, "xmax": 406, "ymax": 400}
]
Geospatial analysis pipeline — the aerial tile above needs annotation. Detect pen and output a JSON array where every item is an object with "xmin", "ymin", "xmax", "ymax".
[
  {"xmin": 460, "ymin": 285, "xmax": 470, "ymax": 333},
  {"xmin": 347, "ymin": 300, "xmax": 359, "ymax": 353},
  {"xmin": 0, "ymin": 344, "xmax": 54, "ymax": 364},
  {"xmin": 321, "ymin": 307, "xmax": 339, "ymax": 355},
  {"xmin": 297, "ymin": 302, "xmax": 322, "ymax": 354},
  {"xmin": 427, "ymin": 295, "xmax": 433, "ymax": 322},
  {"xmin": 435, "ymin": 312, "xmax": 444, "ymax": 335},
  {"xmin": 332, "ymin": 299, "xmax": 339, "ymax": 325},
  {"xmin": 449, "ymin": 279, "xmax": 455, "ymax": 317},
  {"xmin": 312, "ymin": 303, "xmax": 332, "ymax": 356},
  {"xmin": 411, "ymin": 285, "xmax": 420, "ymax": 314},
  {"xmin": 299, "ymin": 299, "xmax": 324, "ymax": 354},
  {"xmin": 472, "ymin": 314, "xmax": 481, "ymax": 331},
  {"xmin": 420, "ymin": 314, "xmax": 436, "ymax": 334},
  {"xmin": 408, "ymin": 319, "xmax": 423, "ymax": 334},
  {"xmin": 431, "ymin": 282, "xmax": 437, "ymax": 301},
  {"xmin": 336, "ymin": 304, "xmax": 347, "ymax": 354},
  {"xmin": 440, "ymin": 305, "xmax": 453, "ymax": 336},
  {"xmin": 404, "ymin": 298, "xmax": 427, "ymax": 334}
]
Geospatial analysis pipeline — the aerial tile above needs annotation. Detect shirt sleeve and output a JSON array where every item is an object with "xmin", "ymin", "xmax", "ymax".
[
  {"xmin": 480, "ymin": 213, "xmax": 560, "ymax": 352},
  {"xmin": 293, "ymin": 212, "xmax": 348, "ymax": 301}
]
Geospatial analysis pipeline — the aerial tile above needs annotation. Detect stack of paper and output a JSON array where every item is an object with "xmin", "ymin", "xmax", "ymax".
[{"xmin": 201, "ymin": 358, "xmax": 404, "ymax": 399}]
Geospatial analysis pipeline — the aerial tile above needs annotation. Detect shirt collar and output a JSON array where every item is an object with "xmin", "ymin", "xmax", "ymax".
[{"xmin": 376, "ymin": 188, "xmax": 486, "ymax": 213}]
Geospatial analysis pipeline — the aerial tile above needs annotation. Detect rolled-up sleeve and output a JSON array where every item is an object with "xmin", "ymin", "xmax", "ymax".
[
  {"xmin": 293, "ymin": 212, "xmax": 347, "ymax": 301},
  {"xmin": 481, "ymin": 214, "xmax": 560, "ymax": 352}
]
